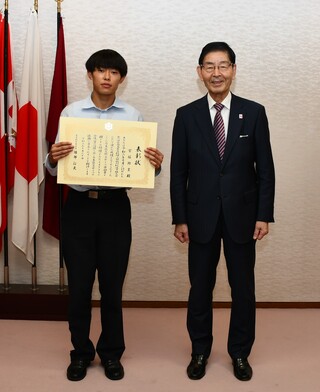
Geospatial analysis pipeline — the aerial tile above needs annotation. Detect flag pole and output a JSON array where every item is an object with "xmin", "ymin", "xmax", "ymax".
[
  {"xmin": 32, "ymin": 236, "xmax": 38, "ymax": 291},
  {"xmin": 55, "ymin": 0, "xmax": 66, "ymax": 292},
  {"xmin": 31, "ymin": 0, "xmax": 39, "ymax": 291},
  {"xmin": 2, "ymin": 0, "xmax": 10, "ymax": 291}
]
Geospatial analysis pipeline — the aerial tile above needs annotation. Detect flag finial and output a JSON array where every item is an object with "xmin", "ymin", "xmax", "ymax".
[{"xmin": 55, "ymin": 0, "xmax": 64, "ymax": 13}]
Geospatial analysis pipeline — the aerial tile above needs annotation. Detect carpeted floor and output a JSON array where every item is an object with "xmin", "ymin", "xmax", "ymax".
[{"xmin": 0, "ymin": 308, "xmax": 319, "ymax": 392}]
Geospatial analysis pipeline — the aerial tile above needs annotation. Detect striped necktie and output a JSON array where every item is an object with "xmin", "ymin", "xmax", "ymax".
[{"xmin": 213, "ymin": 103, "xmax": 225, "ymax": 159}]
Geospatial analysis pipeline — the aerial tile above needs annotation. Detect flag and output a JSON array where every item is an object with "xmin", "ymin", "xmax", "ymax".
[
  {"xmin": 0, "ymin": 11, "xmax": 18, "ymax": 252},
  {"xmin": 12, "ymin": 10, "xmax": 46, "ymax": 263},
  {"xmin": 42, "ymin": 15, "xmax": 68, "ymax": 239}
]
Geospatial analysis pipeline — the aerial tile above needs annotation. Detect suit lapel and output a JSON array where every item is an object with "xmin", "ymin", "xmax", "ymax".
[
  {"xmin": 222, "ymin": 94, "xmax": 245, "ymax": 166},
  {"xmin": 194, "ymin": 95, "xmax": 221, "ymax": 164},
  {"xmin": 192, "ymin": 94, "xmax": 246, "ymax": 166}
]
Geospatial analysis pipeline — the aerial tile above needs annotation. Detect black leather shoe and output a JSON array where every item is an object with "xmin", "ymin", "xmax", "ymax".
[
  {"xmin": 67, "ymin": 359, "xmax": 91, "ymax": 381},
  {"xmin": 103, "ymin": 359, "xmax": 124, "ymax": 380},
  {"xmin": 187, "ymin": 354, "xmax": 207, "ymax": 380},
  {"xmin": 232, "ymin": 358, "xmax": 252, "ymax": 381}
]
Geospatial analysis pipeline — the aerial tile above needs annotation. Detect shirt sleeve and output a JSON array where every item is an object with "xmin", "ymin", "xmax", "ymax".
[{"xmin": 44, "ymin": 153, "xmax": 57, "ymax": 176}]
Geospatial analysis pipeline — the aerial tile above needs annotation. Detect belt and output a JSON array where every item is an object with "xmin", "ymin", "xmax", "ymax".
[{"xmin": 73, "ymin": 188, "xmax": 126, "ymax": 200}]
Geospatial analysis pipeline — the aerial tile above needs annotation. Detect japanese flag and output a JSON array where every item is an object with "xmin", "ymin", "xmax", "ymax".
[{"xmin": 12, "ymin": 10, "xmax": 46, "ymax": 263}]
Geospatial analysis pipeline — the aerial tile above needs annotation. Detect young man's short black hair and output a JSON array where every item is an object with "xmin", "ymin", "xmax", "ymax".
[
  {"xmin": 85, "ymin": 49, "xmax": 128, "ymax": 77},
  {"xmin": 198, "ymin": 42, "xmax": 236, "ymax": 65}
]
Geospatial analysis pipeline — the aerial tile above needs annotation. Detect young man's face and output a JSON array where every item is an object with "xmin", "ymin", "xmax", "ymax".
[
  {"xmin": 197, "ymin": 50, "xmax": 236, "ymax": 102},
  {"xmin": 88, "ymin": 67, "xmax": 125, "ymax": 97}
]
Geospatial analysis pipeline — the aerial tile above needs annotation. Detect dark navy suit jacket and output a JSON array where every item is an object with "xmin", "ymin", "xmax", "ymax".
[{"xmin": 170, "ymin": 93, "xmax": 275, "ymax": 244}]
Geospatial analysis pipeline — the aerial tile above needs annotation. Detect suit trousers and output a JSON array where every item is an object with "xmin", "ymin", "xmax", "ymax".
[
  {"xmin": 62, "ymin": 188, "xmax": 132, "ymax": 363},
  {"xmin": 187, "ymin": 211, "xmax": 256, "ymax": 359}
]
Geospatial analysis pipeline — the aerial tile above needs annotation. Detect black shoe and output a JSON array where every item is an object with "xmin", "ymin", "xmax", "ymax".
[
  {"xmin": 187, "ymin": 354, "xmax": 207, "ymax": 380},
  {"xmin": 103, "ymin": 359, "xmax": 124, "ymax": 380},
  {"xmin": 232, "ymin": 358, "xmax": 253, "ymax": 381},
  {"xmin": 67, "ymin": 359, "xmax": 91, "ymax": 381}
]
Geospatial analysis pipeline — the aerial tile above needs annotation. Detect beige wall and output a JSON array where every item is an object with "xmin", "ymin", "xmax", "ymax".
[{"xmin": 1, "ymin": 0, "xmax": 320, "ymax": 302}]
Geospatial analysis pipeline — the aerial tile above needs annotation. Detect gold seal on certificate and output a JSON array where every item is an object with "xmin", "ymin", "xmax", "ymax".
[{"xmin": 57, "ymin": 117, "xmax": 158, "ymax": 188}]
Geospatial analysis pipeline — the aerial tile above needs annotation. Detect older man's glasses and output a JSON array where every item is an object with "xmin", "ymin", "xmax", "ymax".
[{"xmin": 200, "ymin": 61, "xmax": 233, "ymax": 73}]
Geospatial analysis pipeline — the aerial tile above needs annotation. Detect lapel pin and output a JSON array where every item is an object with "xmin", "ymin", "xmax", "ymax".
[{"xmin": 239, "ymin": 114, "xmax": 243, "ymax": 119}]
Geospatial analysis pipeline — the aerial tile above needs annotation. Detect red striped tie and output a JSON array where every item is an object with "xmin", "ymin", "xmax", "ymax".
[{"xmin": 213, "ymin": 103, "xmax": 225, "ymax": 159}]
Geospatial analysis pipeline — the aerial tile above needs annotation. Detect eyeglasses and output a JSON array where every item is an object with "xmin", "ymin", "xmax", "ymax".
[{"xmin": 200, "ymin": 61, "xmax": 234, "ymax": 73}]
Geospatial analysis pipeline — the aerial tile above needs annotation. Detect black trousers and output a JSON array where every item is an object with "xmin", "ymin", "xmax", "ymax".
[
  {"xmin": 62, "ymin": 189, "xmax": 131, "ymax": 362},
  {"xmin": 187, "ymin": 212, "xmax": 256, "ymax": 359}
]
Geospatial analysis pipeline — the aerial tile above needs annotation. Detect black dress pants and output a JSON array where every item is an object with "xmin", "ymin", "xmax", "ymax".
[
  {"xmin": 62, "ymin": 189, "xmax": 131, "ymax": 362},
  {"xmin": 187, "ymin": 212, "xmax": 256, "ymax": 359}
]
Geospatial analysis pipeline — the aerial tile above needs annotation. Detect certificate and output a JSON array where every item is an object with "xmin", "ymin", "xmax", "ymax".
[{"xmin": 57, "ymin": 117, "xmax": 158, "ymax": 188}]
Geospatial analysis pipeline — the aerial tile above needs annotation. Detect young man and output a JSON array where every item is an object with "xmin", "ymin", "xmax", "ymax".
[
  {"xmin": 45, "ymin": 49, "xmax": 163, "ymax": 381},
  {"xmin": 170, "ymin": 42, "xmax": 275, "ymax": 381}
]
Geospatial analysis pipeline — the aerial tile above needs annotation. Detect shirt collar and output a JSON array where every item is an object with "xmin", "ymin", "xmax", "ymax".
[
  {"xmin": 207, "ymin": 91, "xmax": 232, "ymax": 110},
  {"xmin": 82, "ymin": 95, "xmax": 125, "ymax": 111}
]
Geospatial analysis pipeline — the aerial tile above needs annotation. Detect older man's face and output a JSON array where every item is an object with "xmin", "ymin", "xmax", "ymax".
[{"xmin": 197, "ymin": 50, "xmax": 236, "ymax": 103}]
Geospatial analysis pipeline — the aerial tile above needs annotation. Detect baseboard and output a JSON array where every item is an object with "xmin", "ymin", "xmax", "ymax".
[
  {"xmin": 99, "ymin": 300, "xmax": 320, "ymax": 309},
  {"xmin": 1, "ymin": 286, "xmax": 319, "ymax": 322}
]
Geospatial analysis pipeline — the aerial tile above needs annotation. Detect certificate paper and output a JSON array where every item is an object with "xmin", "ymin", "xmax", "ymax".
[{"xmin": 57, "ymin": 117, "xmax": 158, "ymax": 188}]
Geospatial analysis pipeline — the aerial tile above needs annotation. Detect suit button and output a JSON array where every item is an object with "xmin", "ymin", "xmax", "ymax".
[
  {"xmin": 220, "ymin": 173, "xmax": 223, "ymax": 177},
  {"xmin": 217, "ymin": 196, "xmax": 221, "ymax": 200}
]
